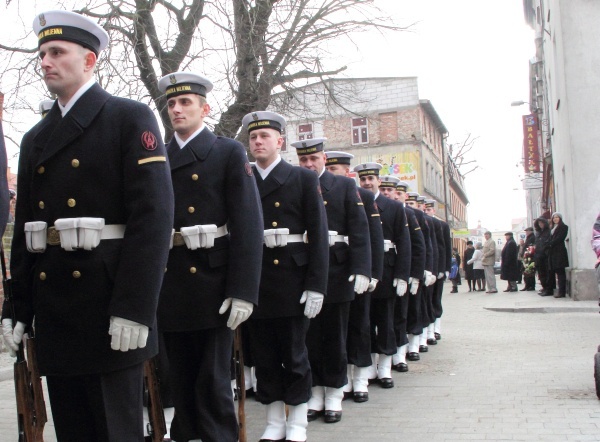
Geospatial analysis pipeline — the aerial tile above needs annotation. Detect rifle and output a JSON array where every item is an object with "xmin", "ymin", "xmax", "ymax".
[
  {"xmin": 233, "ymin": 327, "xmax": 247, "ymax": 442},
  {"xmin": 143, "ymin": 357, "xmax": 167, "ymax": 442},
  {"xmin": 2, "ymin": 246, "xmax": 46, "ymax": 441}
]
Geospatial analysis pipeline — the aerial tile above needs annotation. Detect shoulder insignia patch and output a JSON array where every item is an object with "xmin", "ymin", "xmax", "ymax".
[
  {"xmin": 245, "ymin": 162, "xmax": 253, "ymax": 177},
  {"xmin": 141, "ymin": 131, "xmax": 158, "ymax": 151}
]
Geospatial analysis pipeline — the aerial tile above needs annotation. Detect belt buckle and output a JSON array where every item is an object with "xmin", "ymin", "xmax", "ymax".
[
  {"xmin": 172, "ymin": 232, "xmax": 185, "ymax": 247},
  {"xmin": 47, "ymin": 227, "xmax": 61, "ymax": 246}
]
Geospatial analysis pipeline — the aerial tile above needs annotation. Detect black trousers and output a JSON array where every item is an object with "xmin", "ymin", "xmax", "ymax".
[
  {"xmin": 420, "ymin": 284, "xmax": 435, "ymax": 328},
  {"xmin": 306, "ymin": 301, "xmax": 351, "ymax": 388},
  {"xmin": 46, "ymin": 363, "xmax": 144, "ymax": 442},
  {"xmin": 164, "ymin": 327, "xmax": 237, "ymax": 442},
  {"xmin": 369, "ymin": 296, "xmax": 397, "ymax": 355},
  {"xmin": 536, "ymin": 258, "xmax": 550, "ymax": 291},
  {"xmin": 406, "ymin": 282, "xmax": 424, "ymax": 335},
  {"xmin": 524, "ymin": 273, "xmax": 536, "ymax": 289},
  {"xmin": 347, "ymin": 292, "xmax": 372, "ymax": 367},
  {"xmin": 432, "ymin": 277, "xmax": 445, "ymax": 319},
  {"xmin": 247, "ymin": 316, "xmax": 312, "ymax": 405},
  {"xmin": 393, "ymin": 291, "xmax": 409, "ymax": 347},
  {"xmin": 548, "ymin": 266, "xmax": 567, "ymax": 295}
]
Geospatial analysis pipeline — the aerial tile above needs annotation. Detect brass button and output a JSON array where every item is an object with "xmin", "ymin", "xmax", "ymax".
[
  {"xmin": 39, "ymin": 272, "xmax": 46, "ymax": 281},
  {"xmin": 72, "ymin": 271, "xmax": 81, "ymax": 279},
  {"xmin": 71, "ymin": 159, "xmax": 80, "ymax": 168},
  {"xmin": 188, "ymin": 207, "xmax": 195, "ymax": 214},
  {"xmin": 272, "ymin": 221, "xmax": 278, "ymax": 227},
  {"xmin": 164, "ymin": 267, "xmax": 168, "ymax": 273},
  {"xmin": 274, "ymin": 202, "xmax": 280, "ymax": 207},
  {"xmin": 38, "ymin": 201, "xmax": 45, "ymax": 209},
  {"xmin": 37, "ymin": 166, "xmax": 45, "ymax": 174},
  {"xmin": 192, "ymin": 174, "xmax": 199, "ymax": 181},
  {"xmin": 190, "ymin": 267, "xmax": 197, "ymax": 274},
  {"xmin": 67, "ymin": 198, "xmax": 76, "ymax": 208},
  {"xmin": 324, "ymin": 200, "xmax": 328, "ymax": 205},
  {"xmin": 273, "ymin": 259, "xmax": 279, "ymax": 265}
]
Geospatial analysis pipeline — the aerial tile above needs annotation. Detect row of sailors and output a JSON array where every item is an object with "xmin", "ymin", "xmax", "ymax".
[{"xmin": 19, "ymin": 64, "xmax": 452, "ymax": 442}]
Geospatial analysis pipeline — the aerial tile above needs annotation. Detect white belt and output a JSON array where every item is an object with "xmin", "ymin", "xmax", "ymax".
[
  {"xmin": 287, "ymin": 234, "xmax": 306, "ymax": 243},
  {"xmin": 172, "ymin": 224, "xmax": 228, "ymax": 249},
  {"xmin": 383, "ymin": 239, "xmax": 396, "ymax": 253},
  {"xmin": 330, "ymin": 234, "xmax": 346, "ymax": 244}
]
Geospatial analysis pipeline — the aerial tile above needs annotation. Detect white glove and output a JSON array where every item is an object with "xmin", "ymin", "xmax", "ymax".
[
  {"xmin": 445, "ymin": 271, "xmax": 449, "ymax": 279},
  {"xmin": 349, "ymin": 274, "xmax": 370, "ymax": 294},
  {"xmin": 2, "ymin": 319, "xmax": 25, "ymax": 357},
  {"xmin": 408, "ymin": 277, "xmax": 413, "ymax": 284},
  {"xmin": 393, "ymin": 278, "xmax": 408, "ymax": 296},
  {"xmin": 437, "ymin": 272, "xmax": 444, "ymax": 279},
  {"xmin": 410, "ymin": 279, "xmax": 420, "ymax": 295},
  {"xmin": 367, "ymin": 278, "xmax": 378, "ymax": 292},
  {"xmin": 109, "ymin": 316, "xmax": 149, "ymax": 352},
  {"xmin": 300, "ymin": 290, "xmax": 324, "ymax": 318},
  {"xmin": 219, "ymin": 297, "xmax": 254, "ymax": 330},
  {"xmin": 424, "ymin": 270, "xmax": 433, "ymax": 286}
]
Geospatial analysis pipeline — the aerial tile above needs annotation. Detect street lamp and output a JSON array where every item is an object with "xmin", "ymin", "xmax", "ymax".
[
  {"xmin": 511, "ymin": 100, "xmax": 541, "ymax": 113},
  {"xmin": 510, "ymin": 100, "xmax": 527, "ymax": 107}
]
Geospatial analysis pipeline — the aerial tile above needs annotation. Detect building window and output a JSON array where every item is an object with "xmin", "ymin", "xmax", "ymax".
[
  {"xmin": 298, "ymin": 123, "xmax": 313, "ymax": 141},
  {"xmin": 351, "ymin": 117, "xmax": 368, "ymax": 145}
]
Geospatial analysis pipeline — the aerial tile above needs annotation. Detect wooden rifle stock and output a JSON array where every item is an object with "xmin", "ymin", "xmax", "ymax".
[
  {"xmin": 233, "ymin": 327, "xmax": 247, "ymax": 442},
  {"xmin": 25, "ymin": 335, "xmax": 47, "ymax": 441},
  {"xmin": 143, "ymin": 357, "xmax": 167, "ymax": 442}
]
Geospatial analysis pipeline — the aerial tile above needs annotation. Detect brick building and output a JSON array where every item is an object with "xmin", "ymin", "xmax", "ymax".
[{"xmin": 270, "ymin": 77, "xmax": 469, "ymax": 246}]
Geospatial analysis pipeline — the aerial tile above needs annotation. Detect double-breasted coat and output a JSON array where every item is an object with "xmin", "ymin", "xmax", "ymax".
[
  {"xmin": 158, "ymin": 129, "xmax": 264, "ymax": 331},
  {"xmin": 372, "ymin": 194, "xmax": 411, "ymax": 299},
  {"xmin": 319, "ymin": 171, "xmax": 371, "ymax": 304},
  {"xmin": 252, "ymin": 161, "xmax": 329, "ymax": 318},
  {"xmin": 8, "ymin": 84, "xmax": 174, "ymax": 375},
  {"xmin": 358, "ymin": 187, "xmax": 384, "ymax": 282}
]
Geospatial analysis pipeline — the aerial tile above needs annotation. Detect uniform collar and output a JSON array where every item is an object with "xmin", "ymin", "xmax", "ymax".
[{"xmin": 59, "ymin": 78, "xmax": 96, "ymax": 117}]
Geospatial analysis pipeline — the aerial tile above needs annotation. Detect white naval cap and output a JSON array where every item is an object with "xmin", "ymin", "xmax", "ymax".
[
  {"xmin": 325, "ymin": 151, "xmax": 354, "ymax": 166},
  {"xmin": 406, "ymin": 192, "xmax": 419, "ymax": 203},
  {"xmin": 242, "ymin": 111, "xmax": 286, "ymax": 133},
  {"xmin": 158, "ymin": 72, "xmax": 214, "ymax": 99},
  {"xmin": 291, "ymin": 138, "xmax": 327, "ymax": 155},
  {"xmin": 33, "ymin": 10, "xmax": 109, "ymax": 55},
  {"xmin": 353, "ymin": 162, "xmax": 382, "ymax": 177},
  {"xmin": 396, "ymin": 180, "xmax": 409, "ymax": 192},
  {"xmin": 379, "ymin": 175, "xmax": 400, "ymax": 188},
  {"xmin": 38, "ymin": 99, "xmax": 55, "ymax": 116},
  {"xmin": 424, "ymin": 199, "xmax": 436, "ymax": 208}
]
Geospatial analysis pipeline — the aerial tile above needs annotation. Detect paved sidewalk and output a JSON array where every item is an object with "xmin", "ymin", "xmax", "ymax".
[{"xmin": 1, "ymin": 277, "xmax": 600, "ymax": 441}]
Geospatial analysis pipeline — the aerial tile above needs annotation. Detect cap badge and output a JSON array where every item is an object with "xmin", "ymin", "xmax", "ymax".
[
  {"xmin": 252, "ymin": 113, "xmax": 258, "ymax": 121},
  {"xmin": 302, "ymin": 142, "xmax": 307, "ymax": 148},
  {"xmin": 169, "ymin": 74, "xmax": 177, "ymax": 85},
  {"xmin": 39, "ymin": 14, "xmax": 46, "ymax": 27}
]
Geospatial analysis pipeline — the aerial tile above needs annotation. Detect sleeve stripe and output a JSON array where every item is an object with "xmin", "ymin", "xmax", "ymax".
[
  {"xmin": 371, "ymin": 214, "xmax": 380, "ymax": 217},
  {"xmin": 138, "ymin": 156, "xmax": 167, "ymax": 165}
]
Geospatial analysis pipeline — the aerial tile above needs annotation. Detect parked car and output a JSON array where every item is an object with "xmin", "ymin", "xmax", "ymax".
[{"xmin": 494, "ymin": 261, "xmax": 501, "ymax": 274}]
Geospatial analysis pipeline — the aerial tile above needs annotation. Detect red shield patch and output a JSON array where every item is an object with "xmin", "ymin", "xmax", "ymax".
[
  {"xmin": 373, "ymin": 201, "xmax": 379, "ymax": 212},
  {"xmin": 245, "ymin": 162, "xmax": 253, "ymax": 177},
  {"xmin": 356, "ymin": 190, "xmax": 362, "ymax": 202},
  {"xmin": 141, "ymin": 131, "xmax": 158, "ymax": 151}
]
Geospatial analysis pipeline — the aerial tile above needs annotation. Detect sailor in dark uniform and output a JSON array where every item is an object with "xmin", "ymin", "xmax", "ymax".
[
  {"xmin": 424, "ymin": 199, "xmax": 452, "ymax": 344},
  {"xmin": 325, "ymin": 151, "xmax": 384, "ymax": 404},
  {"xmin": 156, "ymin": 72, "xmax": 264, "ymax": 442},
  {"xmin": 354, "ymin": 163, "xmax": 411, "ymax": 389},
  {"xmin": 391, "ymin": 182, "xmax": 426, "ymax": 373},
  {"xmin": 243, "ymin": 111, "xmax": 329, "ymax": 442},
  {"xmin": 292, "ymin": 140, "xmax": 371, "ymax": 423},
  {"xmin": 2, "ymin": 10, "xmax": 174, "ymax": 441},
  {"xmin": 404, "ymin": 192, "xmax": 436, "ymax": 362}
]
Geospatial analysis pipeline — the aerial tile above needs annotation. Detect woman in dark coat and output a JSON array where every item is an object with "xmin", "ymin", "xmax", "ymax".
[
  {"xmin": 547, "ymin": 212, "xmax": 569, "ymax": 298},
  {"xmin": 500, "ymin": 232, "xmax": 519, "ymax": 291},
  {"xmin": 463, "ymin": 241, "xmax": 475, "ymax": 292},
  {"xmin": 534, "ymin": 217, "xmax": 552, "ymax": 296}
]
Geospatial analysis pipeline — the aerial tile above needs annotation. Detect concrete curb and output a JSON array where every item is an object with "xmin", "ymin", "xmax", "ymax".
[{"xmin": 485, "ymin": 306, "xmax": 599, "ymax": 313}]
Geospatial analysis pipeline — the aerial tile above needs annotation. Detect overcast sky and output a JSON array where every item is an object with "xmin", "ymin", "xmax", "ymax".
[
  {"xmin": 336, "ymin": 0, "xmax": 536, "ymax": 231},
  {"xmin": 0, "ymin": 1, "xmax": 534, "ymax": 231}
]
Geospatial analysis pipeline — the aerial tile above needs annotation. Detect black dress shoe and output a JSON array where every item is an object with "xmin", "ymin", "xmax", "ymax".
[
  {"xmin": 379, "ymin": 378, "xmax": 394, "ymax": 389},
  {"xmin": 427, "ymin": 338, "xmax": 437, "ymax": 345},
  {"xmin": 367, "ymin": 377, "xmax": 379, "ymax": 385},
  {"xmin": 353, "ymin": 391, "xmax": 369, "ymax": 402},
  {"xmin": 343, "ymin": 390, "xmax": 353, "ymax": 400},
  {"xmin": 307, "ymin": 409, "xmax": 324, "ymax": 421},
  {"xmin": 520, "ymin": 287, "xmax": 528, "ymax": 291},
  {"xmin": 419, "ymin": 345, "xmax": 428, "ymax": 352},
  {"xmin": 434, "ymin": 332, "xmax": 441, "ymax": 340},
  {"xmin": 392, "ymin": 362, "xmax": 409, "ymax": 372},
  {"xmin": 407, "ymin": 352, "xmax": 420, "ymax": 361},
  {"xmin": 324, "ymin": 410, "xmax": 342, "ymax": 423}
]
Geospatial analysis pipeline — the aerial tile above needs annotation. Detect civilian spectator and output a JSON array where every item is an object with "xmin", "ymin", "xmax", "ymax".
[
  {"xmin": 481, "ymin": 231, "xmax": 497, "ymax": 293},
  {"xmin": 467, "ymin": 243, "xmax": 485, "ymax": 292},
  {"xmin": 500, "ymin": 232, "xmax": 519, "ymax": 292},
  {"xmin": 534, "ymin": 217, "xmax": 552, "ymax": 296},
  {"xmin": 463, "ymin": 241, "xmax": 475, "ymax": 292},
  {"xmin": 547, "ymin": 212, "xmax": 569, "ymax": 298}
]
